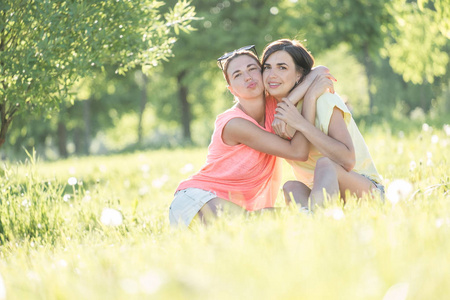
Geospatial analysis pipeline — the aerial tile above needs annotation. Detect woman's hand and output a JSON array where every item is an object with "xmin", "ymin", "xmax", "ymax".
[
  {"xmin": 275, "ymin": 98, "xmax": 306, "ymax": 131},
  {"xmin": 305, "ymin": 73, "xmax": 336, "ymax": 102},
  {"xmin": 310, "ymin": 65, "xmax": 333, "ymax": 78},
  {"xmin": 272, "ymin": 119, "xmax": 289, "ymax": 139}
]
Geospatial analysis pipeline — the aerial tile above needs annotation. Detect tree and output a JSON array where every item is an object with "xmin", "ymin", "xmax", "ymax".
[
  {"xmin": 161, "ymin": 0, "xmax": 285, "ymax": 143},
  {"xmin": 384, "ymin": 0, "xmax": 449, "ymax": 86},
  {"xmin": 280, "ymin": 0, "xmax": 395, "ymax": 113},
  {"xmin": 0, "ymin": 0, "xmax": 196, "ymax": 149}
]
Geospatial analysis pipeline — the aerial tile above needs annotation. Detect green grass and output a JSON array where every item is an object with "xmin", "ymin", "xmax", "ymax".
[{"xmin": 0, "ymin": 124, "xmax": 449, "ymax": 299}]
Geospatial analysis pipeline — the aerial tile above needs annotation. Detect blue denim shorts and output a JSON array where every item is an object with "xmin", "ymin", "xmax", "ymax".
[
  {"xmin": 169, "ymin": 188, "xmax": 217, "ymax": 228},
  {"xmin": 361, "ymin": 174, "xmax": 385, "ymax": 200}
]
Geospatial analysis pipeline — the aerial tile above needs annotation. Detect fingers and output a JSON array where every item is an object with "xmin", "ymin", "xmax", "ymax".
[
  {"xmin": 318, "ymin": 73, "xmax": 337, "ymax": 82},
  {"xmin": 327, "ymin": 74, "xmax": 337, "ymax": 82},
  {"xmin": 272, "ymin": 119, "xmax": 287, "ymax": 137},
  {"xmin": 312, "ymin": 65, "xmax": 330, "ymax": 74}
]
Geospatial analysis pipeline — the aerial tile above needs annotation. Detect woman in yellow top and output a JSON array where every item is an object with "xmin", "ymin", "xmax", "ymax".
[
  {"xmin": 169, "ymin": 45, "xmax": 335, "ymax": 227},
  {"xmin": 261, "ymin": 39, "xmax": 384, "ymax": 211}
]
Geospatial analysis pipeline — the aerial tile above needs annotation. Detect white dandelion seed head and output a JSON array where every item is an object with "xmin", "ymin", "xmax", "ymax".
[
  {"xmin": 431, "ymin": 135, "xmax": 439, "ymax": 144},
  {"xmin": 386, "ymin": 179, "xmax": 413, "ymax": 205},
  {"xmin": 120, "ymin": 278, "xmax": 139, "ymax": 295},
  {"xmin": 435, "ymin": 218, "xmax": 450, "ymax": 228},
  {"xmin": 99, "ymin": 165, "xmax": 107, "ymax": 173},
  {"xmin": 27, "ymin": 271, "xmax": 40, "ymax": 282},
  {"xmin": 141, "ymin": 164, "xmax": 150, "ymax": 173},
  {"xmin": 325, "ymin": 207, "xmax": 345, "ymax": 220},
  {"xmin": 409, "ymin": 161, "xmax": 416, "ymax": 171},
  {"xmin": 63, "ymin": 194, "xmax": 71, "ymax": 202},
  {"xmin": 100, "ymin": 208, "xmax": 123, "ymax": 226},
  {"xmin": 180, "ymin": 163, "xmax": 194, "ymax": 174},
  {"xmin": 21, "ymin": 199, "xmax": 29, "ymax": 207},
  {"xmin": 58, "ymin": 259, "xmax": 68, "ymax": 268},
  {"xmin": 357, "ymin": 225, "xmax": 374, "ymax": 244},
  {"xmin": 139, "ymin": 270, "xmax": 166, "ymax": 295},
  {"xmin": 123, "ymin": 180, "xmax": 131, "ymax": 188},
  {"xmin": 68, "ymin": 177, "xmax": 77, "ymax": 186},
  {"xmin": 139, "ymin": 185, "xmax": 150, "ymax": 196},
  {"xmin": 422, "ymin": 123, "xmax": 430, "ymax": 132},
  {"xmin": 397, "ymin": 143, "xmax": 403, "ymax": 155},
  {"xmin": 382, "ymin": 282, "xmax": 409, "ymax": 300},
  {"xmin": 152, "ymin": 175, "xmax": 169, "ymax": 189},
  {"xmin": 0, "ymin": 273, "xmax": 6, "ymax": 300},
  {"xmin": 443, "ymin": 124, "xmax": 450, "ymax": 136}
]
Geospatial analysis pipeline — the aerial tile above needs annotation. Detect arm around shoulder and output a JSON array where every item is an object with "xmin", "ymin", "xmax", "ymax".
[{"xmin": 223, "ymin": 117, "xmax": 309, "ymax": 161}]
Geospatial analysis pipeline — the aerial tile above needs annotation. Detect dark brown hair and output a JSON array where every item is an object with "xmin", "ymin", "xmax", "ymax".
[{"xmin": 261, "ymin": 39, "xmax": 314, "ymax": 84}]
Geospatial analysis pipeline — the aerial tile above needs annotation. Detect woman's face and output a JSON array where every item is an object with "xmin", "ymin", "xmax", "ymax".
[
  {"xmin": 226, "ymin": 55, "xmax": 264, "ymax": 100},
  {"xmin": 263, "ymin": 50, "xmax": 301, "ymax": 100}
]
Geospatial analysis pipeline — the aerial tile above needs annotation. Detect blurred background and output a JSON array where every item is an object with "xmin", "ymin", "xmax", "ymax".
[{"xmin": 2, "ymin": 0, "xmax": 449, "ymax": 160}]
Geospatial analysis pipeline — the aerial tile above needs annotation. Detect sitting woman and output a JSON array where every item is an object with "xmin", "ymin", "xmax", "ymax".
[
  {"xmin": 261, "ymin": 39, "xmax": 384, "ymax": 211},
  {"xmin": 169, "ymin": 45, "xmax": 334, "ymax": 227}
]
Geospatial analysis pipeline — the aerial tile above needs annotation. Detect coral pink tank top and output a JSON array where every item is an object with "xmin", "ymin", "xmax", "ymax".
[{"xmin": 176, "ymin": 96, "xmax": 281, "ymax": 211}]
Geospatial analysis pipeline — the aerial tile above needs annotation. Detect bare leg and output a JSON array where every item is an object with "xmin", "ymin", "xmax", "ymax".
[
  {"xmin": 283, "ymin": 180, "xmax": 311, "ymax": 209},
  {"xmin": 310, "ymin": 157, "xmax": 340, "ymax": 207},
  {"xmin": 193, "ymin": 197, "xmax": 245, "ymax": 225},
  {"xmin": 310, "ymin": 157, "xmax": 377, "ymax": 208}
]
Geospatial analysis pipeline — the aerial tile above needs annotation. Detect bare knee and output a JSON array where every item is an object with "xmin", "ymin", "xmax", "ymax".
[
  {"xmin": 316, "ymin": 157, "xmax": 334, "ymax": 169},
  {"xmin": 283, "ymin": 180, "xmax": 311, "ymax": 207},
  {"xmin": 283, "ymin": 180, "xmax": 299, "ymax": 192}
]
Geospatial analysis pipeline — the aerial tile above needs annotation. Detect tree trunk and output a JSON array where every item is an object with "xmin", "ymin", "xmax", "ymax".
[
  {"xmin": 362, "ymin": 45, "xmax": 375, "ymax": 113},
  {"xmin": 57, "ymin": 121, "xmax": 68, "ymax": 158},
  {"xmin": 0, "ymin": 103, "xmax": 15, "ymax": 149},
  {"xmin": 177, "ymin": 70, "xmax": 192, "ymax": 143},
  {"xmin": 138, "ymin": 73, "xmax": 148, "ymax": 146},
  {"xmin": 74, "ymin": 127, "xmax": 82, "ymax": 155},
  {"xmin": 83, "ymin": 99, "xmax": 91, "ymax": 154},
  {"xmin": 420, "ymin": 77, "xmax": 428, "ymax": 111},
  {"xmin": 57, "ymin": 106, "xmax": 68, "ymax": 158}
]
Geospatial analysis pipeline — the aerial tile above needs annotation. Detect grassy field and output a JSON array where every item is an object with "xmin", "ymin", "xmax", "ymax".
[{"xmin": 0, "ymin": 124, "xmax": 449, "ymax": 300}]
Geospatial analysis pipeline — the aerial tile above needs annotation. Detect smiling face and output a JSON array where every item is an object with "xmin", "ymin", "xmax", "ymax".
[
  {"xmin": 262, "ymin": 50, "xmax": 302, "ymax": 101},
  {"xmin": 226, "ymin": 54, "xmax": 264, "ymax": 100}
]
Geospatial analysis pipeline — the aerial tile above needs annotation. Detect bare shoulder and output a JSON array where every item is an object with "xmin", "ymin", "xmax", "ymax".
[
  {"xmin": 223, "ymin": 117, "xmax": 266, "ymax": 145},
  {"xmin": 223, "ymin": 117, "xmax": 256, "ymax": 145}
]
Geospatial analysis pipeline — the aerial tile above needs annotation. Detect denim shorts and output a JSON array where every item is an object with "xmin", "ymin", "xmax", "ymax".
[
  {"xmin": 169, "ymin": 188, "xmax": 217, "ymax": 228},
  {"xmin": 361, "ymin": 174, "xmax": 385, "ymax": 200}
]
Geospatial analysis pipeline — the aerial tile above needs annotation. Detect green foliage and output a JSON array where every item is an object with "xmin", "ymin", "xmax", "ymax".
[
  {"xmin": 0, "ymin": 0, "xmax": 197, "ymax": 147},
  {"xmin": 0, "ymin": 126, "xmax": 449, "ymax": 299},
  {"xmin": 384, "ymin": 0, "xmax": 449, "ymax": 84},
  {"xmin": 159, "ymin": 0, "xmax": 290, "ymax": 142},
  {"xmin": 1, "ymin": 1, "xmax": 449, "ymax": 156}
]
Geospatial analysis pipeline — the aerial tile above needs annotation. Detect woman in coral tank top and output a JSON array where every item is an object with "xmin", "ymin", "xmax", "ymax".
[{"xmin": 169, "ymin": 45, "xmax": 334, "ymax": 228}]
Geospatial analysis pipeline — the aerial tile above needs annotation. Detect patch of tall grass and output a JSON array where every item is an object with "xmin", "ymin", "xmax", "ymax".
[{"xmin": 0, "ymin": 125, "xmax": 448, "ymax": 299}]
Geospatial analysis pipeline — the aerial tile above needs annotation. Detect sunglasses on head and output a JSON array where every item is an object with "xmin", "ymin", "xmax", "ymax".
[{"xmin": 217, "ymin": 45, "xmax": 258, "ymax": 70}]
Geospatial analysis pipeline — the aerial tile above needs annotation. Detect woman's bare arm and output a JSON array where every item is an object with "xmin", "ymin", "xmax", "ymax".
[
  {"xmin": 275, "ymin": 99, "xmax": 355, "ymax": 171},
  {"xmin": 222, "ymin": 117, "xmax": 309, "ymax": 161},
  {"xmin": 272, "ymin": 67, "xmax": 336, "ymax": 139}
]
